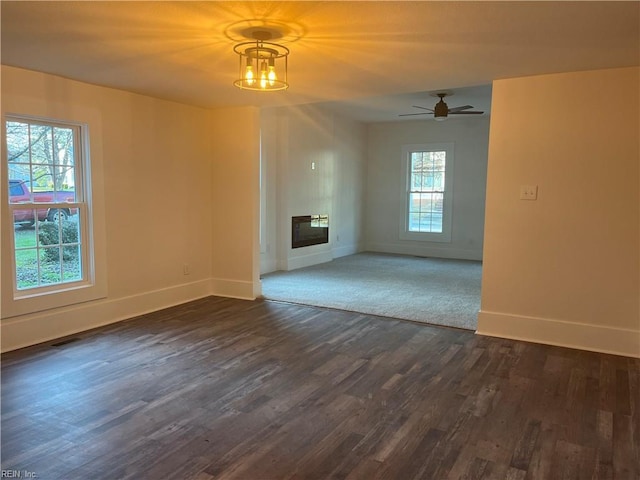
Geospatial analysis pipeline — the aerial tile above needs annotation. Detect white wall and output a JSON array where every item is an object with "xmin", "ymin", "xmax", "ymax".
[
  {"xmin": 1, "ymin": 66, "xmax": 213, "ymax": 351},
  {"xmin": 260, "ymin": 104, "xmax": 367, "ymax": 273},
  {"xmin": 365, "ymin": 117, "xmax": 490, "ymax": 260},
  {"xmin": 478, "ymin": 67, "xmax": 640, "ymax": 357}
]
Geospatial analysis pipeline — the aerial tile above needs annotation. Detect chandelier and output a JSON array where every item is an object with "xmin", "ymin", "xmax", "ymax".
[{"xmin": 233, "ymin": 30, "xmax": 289, "ymax": 91}]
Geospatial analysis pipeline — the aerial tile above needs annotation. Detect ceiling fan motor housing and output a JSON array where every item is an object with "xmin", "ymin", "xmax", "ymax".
[{"xmin": 434, "ymin": 99, "xmax": 448, "ymax": 119}]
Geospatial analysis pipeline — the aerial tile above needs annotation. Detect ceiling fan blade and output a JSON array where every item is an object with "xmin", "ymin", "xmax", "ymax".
[
  {"xmin": 399, "ymin": 112, "xmax": 431, "ymax": 117},
  {"xmin": 412, "ymin": 105, "xmax": 434, "ymax": 112},
  {"xmin": 449, "ymin": 111, "xmax": 484, "ymax": 115},
  {"xmin": 448, "ymin": 105, "xmax": 474, "ymax": 113}
]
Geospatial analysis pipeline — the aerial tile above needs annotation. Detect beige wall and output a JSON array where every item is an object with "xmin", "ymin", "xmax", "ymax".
[
  {"xmin": 210, "ymin": 106, "xmax": 261, "ymax": 298},
  {"xmin": 1, "ymin": 66, "xmax": 214, "ymax": 351},
  {"xmin": 366, "ymin": 117, "xmax": 490, "ymax": 260},
  {"xmin": 479, "ymin": 67, "xmax": 640, "ymax": 357},
  {"xmin": 3, "ymin": 65, "xmax": 638, "ymax": 358}
]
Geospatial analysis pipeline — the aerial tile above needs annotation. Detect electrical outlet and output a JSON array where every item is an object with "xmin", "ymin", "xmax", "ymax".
[
  {"xmin": 183, "ymin": 264, "xmax": 190, "ymax": 275},
  {"xmin": 520, "ymin": 185, "xmax": 538, "ymax": 200}
]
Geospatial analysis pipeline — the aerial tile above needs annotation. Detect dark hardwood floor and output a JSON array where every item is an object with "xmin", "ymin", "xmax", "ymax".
[{"xmin": 1, "ymin": 296, "xmax": 638, "ymax": 479}]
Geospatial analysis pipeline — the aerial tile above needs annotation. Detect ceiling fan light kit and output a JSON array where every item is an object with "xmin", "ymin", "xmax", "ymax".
[
  {"xmin": 400, "ymin": 92, "xmax": 484, "ymax": 120},
  {"xmin": 233, "ymin": 29, "xmax": 289, "ymax": 92}
]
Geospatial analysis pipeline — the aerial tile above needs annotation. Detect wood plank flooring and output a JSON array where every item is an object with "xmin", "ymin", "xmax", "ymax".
[{"xmin": 2, "ymin": 296, "xmax": 639, "ymax": 479}]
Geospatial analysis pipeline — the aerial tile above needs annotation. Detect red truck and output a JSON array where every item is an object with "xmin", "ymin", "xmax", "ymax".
[{"xmin": 10, "ymin": 179, "xmax": 76, "ymax": 225}]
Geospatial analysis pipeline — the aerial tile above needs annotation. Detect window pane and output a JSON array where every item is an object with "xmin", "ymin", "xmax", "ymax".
[
  {"xmin": 37, "ymin": 218, "xmax": 82, "ymax": 278},
  {"xmin": 12, "ymin": 207, "xmax": 36, "ymax": 224},
  {"xmin": 14, "ymin": 221, "xmax": 37, "ymax": 247},
  {"xmin": 60, "ymin": 217, "xmax": 81, "ymax": 268},
  {"xmin": 31, "ymin": 172, "xmax": 55, "ymax": 199},
  {"xmin": 8, "ymin": 123, "xmax": 77, "ymax": 203},
  {"xmin": 408, "ymin": 213, "xmax": 421, "ymax": 232},
  {"xmin": 30, "ymin": 125, "xmax": 54, "ymax": 166},
  {"xmin": 411, "ymin": 173, "xmax": 422, "ymax": 190},
  {"xmin": 9, "ymin": 181, "xmax": 25, "ymax": 197},
  {"xmin": 409, "ymin": 192, "xmax": 422, "ymax": 213},
  {"xmin": 433, "ymin": 172, "xmax": 444, "ymax": 190},
  {"xmin": 429, "ymin": 212, "xmax": 443, "ymax": 233},
  {"xmin": 62, "ymin": 246, "xmax": 82, "ymax": 283},
  {"xmin": 53, "ymin": 127, "xmax": 76, "ymax": 194},
  {"xmin": 13, "ymin": 216, "xmax": 84, "ymax": 290},
  {"xmin": 411, "ymin": 151, "xmax": 446, "ymax": 194},
  {"xmin": 15, "ymin": 248, "xmax": 38, "ymax": 290},
  {"xmin": 39, "ymin": 248, "xmax": 62, "ymax": 285},
  {"xmin": 418, "ymin": 213, "xmax": 430, "ymax": 231},
  {"xmin": 6, "ymin": 122, "xmax": 30, "ymax": 164},
  {"xmin": 433, "ymin": 153, "xmax": 445, "ymax": 170}
]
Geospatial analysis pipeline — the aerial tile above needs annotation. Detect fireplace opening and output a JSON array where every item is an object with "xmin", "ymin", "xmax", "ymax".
[{"xmin": 292, "ymin": 215, "xmax": 329, "ymax": 249}]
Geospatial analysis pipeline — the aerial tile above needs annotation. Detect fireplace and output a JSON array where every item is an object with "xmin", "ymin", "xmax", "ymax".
[{"xmin": 292, "ymin": 215, "xmax": 329, "ymax": 249}]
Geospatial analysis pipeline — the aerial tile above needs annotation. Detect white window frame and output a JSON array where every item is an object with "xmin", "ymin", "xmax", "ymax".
[
  {"xmin": 399, "ymin": 143, "xmax": 454, "ymax": 243},
  {"xmin": 2, "ymin": 113, "xmax": 106, "ymax": 318}
]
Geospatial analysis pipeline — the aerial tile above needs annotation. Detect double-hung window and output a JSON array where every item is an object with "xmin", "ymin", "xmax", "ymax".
[
  {"xmin": 5, "ymin": 116, "xmax": 91, "ymax": 296},
  {"xmin": 400, "ymin": 143, "xmax": 454, "ymax": 242}
]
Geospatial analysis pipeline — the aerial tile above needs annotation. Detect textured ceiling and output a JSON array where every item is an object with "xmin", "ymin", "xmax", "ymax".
[{"xmin": 1, "ymin": 1, "xmax": 638, "ymax": 122}]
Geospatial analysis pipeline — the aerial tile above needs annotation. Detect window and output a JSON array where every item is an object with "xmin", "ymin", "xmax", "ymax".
[
  {"xmin": 400, "ymin": 143, "xmax": 454, "ymax": 242},
  {"xmin": 5, "ymin": 116, "xmax": 91, "ymax": 295}
]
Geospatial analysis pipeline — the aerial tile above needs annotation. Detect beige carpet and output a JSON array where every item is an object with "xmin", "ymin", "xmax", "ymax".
[{"xmin": 261, "ymin": 252, "xmax": 482, "ymax": 330}]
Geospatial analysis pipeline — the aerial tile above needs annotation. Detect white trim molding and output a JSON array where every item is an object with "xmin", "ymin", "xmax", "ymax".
[
  {"xmin": 477, "ymin": 310, "xmax": 640, "ymax": 358},
  {"xmin": 366, "ymin": 241, "xmax": 482, "ymax": 261},
  {"xmin": 284, "ymin": 249, "xmax": 333, "ymax": 271},
  {"xmin": 210, "ymin": 277, "xmax": 259, "ymax": 300}
]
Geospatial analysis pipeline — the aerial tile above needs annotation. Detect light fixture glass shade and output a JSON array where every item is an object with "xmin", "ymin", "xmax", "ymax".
[{"xmin": 234, "ymin": 40, "xmax": 289, "ymax": 91}]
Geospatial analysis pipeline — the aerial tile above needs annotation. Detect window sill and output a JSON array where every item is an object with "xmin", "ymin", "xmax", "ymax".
[
  {"xmin": 399, "ymin": 230, "xmax": 452, "ymax": 243},
  {"xmin": 2, "ymin": 281, "xmax": 107, "ymax": 320}
]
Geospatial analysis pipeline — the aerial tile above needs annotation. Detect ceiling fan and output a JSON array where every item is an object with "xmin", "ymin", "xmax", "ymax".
[{"xmin": 399, "ymin": 92, "xmax": 484, "ymax": 121}]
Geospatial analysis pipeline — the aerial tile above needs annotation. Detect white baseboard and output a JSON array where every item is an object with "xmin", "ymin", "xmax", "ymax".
[
  {"xmin": 210, "ymin": 277, "xmax": 258, "ymax": 300},
  {"xmin": 332, "ymin": 243, "xmax": 362, "ymax": 259},
  {"xmin": 1, "ymin": 279, "xmax": 212, "ymax": 353},
  {"xmin": 261, "ymin": 244, "xmax": 362, "ymax": 275},
  {"xmin": 366, "ymin": 242, "xmax": 482, "ymax": 261},
  {"xmin": 286, "ymin": 250, "xmax": 333, "ymax": 271},
  {"xmin": 477, "ymin": 310, "xmax": 640, "ymax": 358}
]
